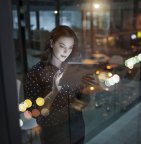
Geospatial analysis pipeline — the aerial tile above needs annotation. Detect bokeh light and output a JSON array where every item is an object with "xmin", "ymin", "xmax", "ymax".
[
  {"xmin": 96, "ymin": 70, "xmax": 100, "ymax": 75},
  {"xmin": 93, "ymin": 3, "xmax": 100, "ymax": 9},
  {"xmin": 90, "ymin": 86, "xmax": 95, "ymax": 91},
  {"xmin": 24, "ymin": 99, "xmax": 32, "ymax": 108},
  {"xmin": 125, "ymin": 53, "xmax": 141, "ymax": 69},
  {"xmin": 19, "ymin": 119, "xmax": 23, "ymax": 127},
  {"xmin": 32, "ymin": 109, "xmax": 40, "ymax": 117},
  {"xmin": 19, "ymin": 103, "xmax": 27, "ymax": 112},
  {"xmin": 113, "ymin": 74, "xmax": 120, "ymax": 83},
  {"xmin": 54, "ymin": 10, "xmax": 58, "ymax": 14},
  {"xmin": 36, "ymin": 97, "xmax": 45, "ymax": 106},
  {"xmin": 106, "ymin": 65, "xmax": 112, "ymax": 70},
  {"xmin": 131, "ymin": 34, "xmax": 136, "ymax": 39},
  {"xmin": 24, "ymin": 110, "xmax": 32, "ymax": 119},
  {"xmin": 41, "ymin": 108, "xmax": 49, "ymax": 116},
  {"xmin": 98, "ymin": 72, "xmax": 107, "ymax": 82},
  {"xmin": 137, "ymin": 31, "xmax": 141, "ymax": 38},
  {"xmin": 138, "ymin": 54, "xmax": 141, "ymax": 61},
  {"xmin": 107, "ymin": 72, "xmax": 112, "ymax": 77},
  {"xmin": 105, "ymin": 74, "xmax": 120, "ymax": 87}
]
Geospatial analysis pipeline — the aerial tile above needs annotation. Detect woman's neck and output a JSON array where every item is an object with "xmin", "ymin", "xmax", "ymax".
[{"xmin": 51, "ymin": 55, "xmax": 62, "ymax": 69}]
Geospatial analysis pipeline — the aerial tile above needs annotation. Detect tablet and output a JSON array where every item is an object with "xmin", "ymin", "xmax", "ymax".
[{"xmin": 59, "ymin": 62, "xmax": 99, "ymax": 86}]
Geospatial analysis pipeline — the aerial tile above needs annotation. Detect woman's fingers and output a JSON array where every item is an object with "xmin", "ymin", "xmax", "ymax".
[
  {"xmin": 52, "ymin": 70, "xmax": 60, "ymax": 91},
  {"xmin": 53, "ymin": 70, "xmax": 61, "ymax": 79},
  {"xmin": 57, "ymin": 72, "xmax": 64, "ymax": 81},
  {"xmin": 53, "ymin": 70, "xmax": 64, "ymax": 91}
]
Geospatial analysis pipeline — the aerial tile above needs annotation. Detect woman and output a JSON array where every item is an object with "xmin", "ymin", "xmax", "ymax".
[{"xmin": 24, "ymin": 25, "xmax": 90, "ymax": 144}]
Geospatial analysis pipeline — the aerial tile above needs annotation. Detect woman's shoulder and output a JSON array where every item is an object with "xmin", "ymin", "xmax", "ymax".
[
  {"xmin": 25, "ymin": 61, "xmax": 45, "ymax": 76},
  {"xmin": 32, "ymin": 61, "xmax": 45, "ymax": 71}
]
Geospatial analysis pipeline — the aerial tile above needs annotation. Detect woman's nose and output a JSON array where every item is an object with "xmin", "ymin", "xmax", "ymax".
[{"xmin": 64, "ymin": 49, "xmax": 67, "ymax": 53}]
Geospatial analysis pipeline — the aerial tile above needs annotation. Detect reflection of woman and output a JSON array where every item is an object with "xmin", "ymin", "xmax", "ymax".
[{"xmin": 24, "ymin": 25, "xmax": 90, "ymax": 144}]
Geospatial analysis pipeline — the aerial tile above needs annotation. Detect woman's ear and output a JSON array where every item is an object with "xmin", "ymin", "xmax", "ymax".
[{"xmin": 50, "ymin": 39, "xmax": 53, "ymax": 48}]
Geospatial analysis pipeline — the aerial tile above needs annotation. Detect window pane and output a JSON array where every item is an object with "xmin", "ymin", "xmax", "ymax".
[{"xmin": 39, "ymin": 11, "xmax": 55, "ymax": 31}]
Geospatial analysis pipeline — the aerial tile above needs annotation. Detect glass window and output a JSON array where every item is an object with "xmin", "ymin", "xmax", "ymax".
[
  {"xmin": 30, "ymin": 11, "xmax": 37, "ymax": 30},
  {"xmin": 10, "ymin": 0, "xmax": 141, "ymax": 144},
  {"xmin": 12, "ymin": 10, "xmax": 18, "ymax": 30},
  {"xmin": 39, "ymin": 11, "xmax": 55, "ymax": 31},
  {"xmin": 60, "ymin": 10, "xmax": 82, "ymax": 28}
]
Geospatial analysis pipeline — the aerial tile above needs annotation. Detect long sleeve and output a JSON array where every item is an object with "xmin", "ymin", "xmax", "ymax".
[
  {"xmin": 24, "ymin": 69, "xmax": 44, "ymax": 111},
  {"xmin": 24, "ymin": 70, "xmax": 43, "ymax": 100}
]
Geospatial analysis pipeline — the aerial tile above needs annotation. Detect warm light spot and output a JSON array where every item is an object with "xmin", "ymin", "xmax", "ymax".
[
  {"xmin": 108, "ymin": 36, "xmax": 114, "ymax": 41},
  {"xmin": 105, "ymin": 88, "xmax": 109, "ymax": 91},
  {"xmin": 137, "ymin": 31, "xmax": 141, "ymax": 38},
  {"xmin": 36, "ymin": 97, "xmax": 45, "ymax": 106},
  {"xmin": 41, "ymin": 108, "xmax": 49, "ymax": 116},
  {"xmin": 93, "ymin": 3, "xmax": 100, "ymax": 9},
  {"xmin": 106, "ymin": 65, "xmax": 112, "ymax": 69},
  {"xmin": 19, "ymin": 103, "xmax": 27, "ymax": 112},
  {"xmin": 32, "ymin": 109, "xmax": 40, "ymax": 117},
  {"xmin": 82, "ymin": 59, "xmax": 97, "ymax": 64},
  {"xmin": 107, "ymin": 72, "xmax": 112, "ymax": 77},
  {"xmin": 90, "ymin": 86, "xmax": 95, "ymax": 91},
  {"xmin": 98, "ymin": 72, "xmax": 107, "ymax": 82},
  {"xmin": 96, "ymin": 70, "xmax": 100, "ymax": 75},
  {"xmin": 128, "ymin": 70, "xmax": 132, "ymax": 74},
  {"xmin": 24, "ymin": 99, "xmax": 32, "ymax": 108},
  {"xmin": 131, "ymin": 45, "xmax": 135, "ymax": 48},
  {"xmin": 24, "ymin": 110, "xmax": 32, "ymax": 119}
]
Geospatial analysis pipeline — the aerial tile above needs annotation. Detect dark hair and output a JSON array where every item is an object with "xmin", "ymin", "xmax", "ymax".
[{"xmin": 41, "ymin": 25, "xmax": 78, "ymax": 64}]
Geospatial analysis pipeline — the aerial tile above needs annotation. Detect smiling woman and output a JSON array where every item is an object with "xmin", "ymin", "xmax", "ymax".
[
  {"xmin": 24, "ymin": 25, "xmax": 90, "ymax": 144},
  {"xmin": 51, "ymin": 36, "xmax": 74, "ymax": 63}
]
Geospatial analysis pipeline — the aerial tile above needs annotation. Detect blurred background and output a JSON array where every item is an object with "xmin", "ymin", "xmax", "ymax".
[{"xmin": 1, "ymin": 0, "xmax": 141, "ymax": 144}]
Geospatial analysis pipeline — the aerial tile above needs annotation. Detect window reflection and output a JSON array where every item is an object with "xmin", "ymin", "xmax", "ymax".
[{"xmin": 11, "ymin": 0, "xmax": 141, "ymax": 144}]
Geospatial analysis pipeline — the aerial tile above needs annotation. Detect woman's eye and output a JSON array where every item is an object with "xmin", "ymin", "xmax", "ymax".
[{"xmin": 60, "ymin": 45, "xmax": 64, "ymax": 48}]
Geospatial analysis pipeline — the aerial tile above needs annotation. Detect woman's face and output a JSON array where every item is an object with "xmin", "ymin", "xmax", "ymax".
[{"xmin": 51, "ymin": 36, "xmax": 74, "ymax": 62}]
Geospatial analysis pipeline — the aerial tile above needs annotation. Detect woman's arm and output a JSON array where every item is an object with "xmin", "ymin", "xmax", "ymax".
[
  {"xmin": 24, "ymin": 69, "xmax": 45, "ymax": 111},
  {"xmin": 42, "ymin": 70, "xmax": 63, "ymax": 112},
  {"xmin": 43, "ymin": 91, "xmax": 58, "ymax": 111},
  {"xmin": 24, "ymin": 65, "xmax": 63, "ymax": 115}
]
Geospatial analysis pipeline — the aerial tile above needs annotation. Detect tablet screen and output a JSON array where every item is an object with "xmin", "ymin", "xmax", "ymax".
[{"xmin": 59, "ymin": 63, "xmax": 99, "ymax": 86}]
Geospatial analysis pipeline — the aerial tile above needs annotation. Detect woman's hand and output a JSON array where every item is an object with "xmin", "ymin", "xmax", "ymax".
[
  {"xmin": 52, "ymin": 70, "xmax": 64, "ymax": 93},
  {"xmin": 43, "ymin": 70, "xmax": 64, "ymax": 112}
]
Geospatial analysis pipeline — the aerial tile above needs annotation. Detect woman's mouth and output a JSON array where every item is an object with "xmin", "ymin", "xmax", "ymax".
[{"xmin": 61, "ymin": 55, "xmax": 67, "ymax": 58}]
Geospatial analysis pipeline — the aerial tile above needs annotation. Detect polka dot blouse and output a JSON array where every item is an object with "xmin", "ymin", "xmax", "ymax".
[{"xmin": 24, "ymin": 61, "xmax": 89, "ymax": 127}]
